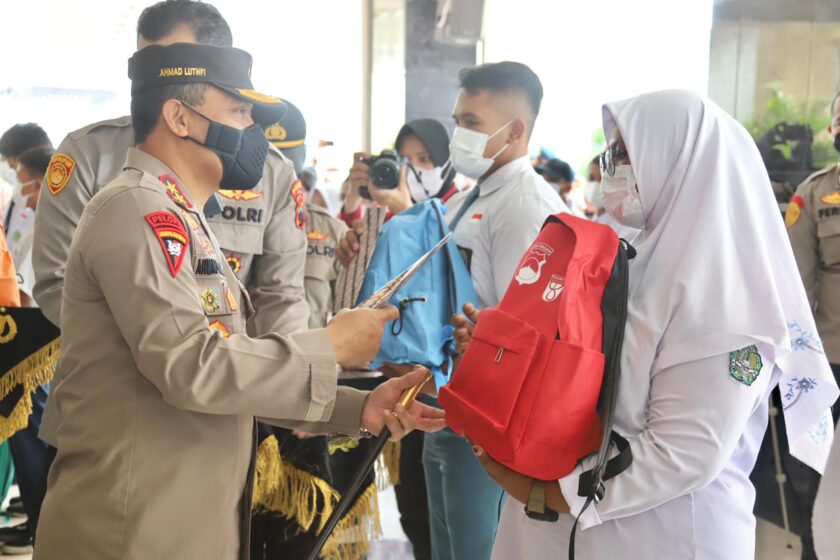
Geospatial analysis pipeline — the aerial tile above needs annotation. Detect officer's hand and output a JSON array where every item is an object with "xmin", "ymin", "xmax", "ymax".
[
  {"xmin": 369, "ymin": 165, "xmax": 413, "ymax": 215},
  {"xmin": 453, "ymin": 302, "xmax": 481, "ymax": 355},
  {"xmin": 326, "ymin": 306, "xmax": 399, "ymax": 368},
  {"xmin": 337, "ymin": 219, "xmax": 366, "ymax": 267},
  {"xmin": 362, "ymin": 367, "xmax": 447, "ymax": 440}
]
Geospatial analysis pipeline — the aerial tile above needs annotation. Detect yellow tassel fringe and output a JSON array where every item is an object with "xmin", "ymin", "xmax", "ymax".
[
  {"xmin": 0, "ymin": 338, "xmax": 60, "ymax": 443},
  {"xmin": 376, "ymin": 440, "xmax": 401, "ymax": 489},
  {"xmin": 327, "ymin": 437, "xmax": 360, "ymax": 455},
  {"xmin": 252, "ymin": 435, "xmax": 384, "ymax": 560}
]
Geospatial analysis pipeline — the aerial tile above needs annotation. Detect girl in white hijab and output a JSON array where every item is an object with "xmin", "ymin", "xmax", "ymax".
[{"xmin": 478, "ymin": 90, "xmax": 839, "ymax": 559}]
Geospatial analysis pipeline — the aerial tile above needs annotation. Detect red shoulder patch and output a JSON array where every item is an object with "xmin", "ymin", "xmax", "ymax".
[
  {"xmin": 291, "ymin": 180, "xmax": 306, "ymax": 230},
  {"xmin": 159, "ymin": 174, "xmax": 193, "ymax": 209},
  {"xmin": 145, "ymin": 212, "xmax": 189, "ymax": 278}
]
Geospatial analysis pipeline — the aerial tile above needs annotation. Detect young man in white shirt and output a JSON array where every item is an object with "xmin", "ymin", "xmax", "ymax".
[{"xmin": 424, "ymin": 61, "xmax": 566, "ymax": 560}]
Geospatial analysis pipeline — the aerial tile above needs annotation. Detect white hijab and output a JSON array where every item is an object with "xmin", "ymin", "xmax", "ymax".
[{"xmin": 606, "ymin": 90, "xmax": 838, "ymax": 473}]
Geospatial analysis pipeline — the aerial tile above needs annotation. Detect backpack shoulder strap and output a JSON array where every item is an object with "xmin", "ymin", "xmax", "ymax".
[
  {"xmin": 568, "ymin": 239, "xmax": 636, "ymax": 560},
  {"xmin": 448, "ymin": 187, "xmax": 480, "ymax": 231}
]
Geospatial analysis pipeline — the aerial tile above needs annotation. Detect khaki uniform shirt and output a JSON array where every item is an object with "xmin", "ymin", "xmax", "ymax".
[
  {"xmin": 787, "ymin": 163, "xmax": 840, "ymax": 363},
  {"xmin": 34, "ymin": 117, "xmax": 310, "ymax": 446},
  {"xmin": 304, "ymin": 203, "xmax": 347, "ymax": 329},
  {"xmin": 34, "ymin": 149, "xmax": 365, "ymax": 560}
]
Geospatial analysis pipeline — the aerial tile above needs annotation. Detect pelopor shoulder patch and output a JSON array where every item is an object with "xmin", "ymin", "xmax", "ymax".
[
  {"xmin": 729, "ymin": 345, "xmax": 763, "ymax": 386},
  {"xmin": 46, "ymin": 154, "xmax": 76, "ymax": 195},
  {"xmin": 785, "ymin": 195, "xmax": 805, "ymax": 229},
  {"xmin": 145, "ymin": 211, "xmax": 189, "ymax": 278},
  {"xmin": 291, "ymin": 179, "xmax": 306, "ymax": 230}
]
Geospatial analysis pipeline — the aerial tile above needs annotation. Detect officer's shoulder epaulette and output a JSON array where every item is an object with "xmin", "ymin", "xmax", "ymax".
[
  {"xmin": 305, "ymin": 202, "xmax": 344, "ymax": 232},
  {"xmin": 265, "ymin": 143, "xmax": 295, "ymax": 169},
  {"xmin": 305, "ymin": 202, "xmax": 333, "ymax": 219},
  {"xmin": 798, "ymin": 164, "xmax": 839, "ymax": 190},
  {"xmin": 68, "ymin": 116, "xmax": 132, "ymax": 141}
]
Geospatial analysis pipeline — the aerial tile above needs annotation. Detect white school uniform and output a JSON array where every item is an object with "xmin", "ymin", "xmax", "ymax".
[
  {"xmin": 492, "ymin": 90, "xmax": 838, "ymax": 559},
  {"xmin": 446, "ymin": 155, "xmax": 565, "ymax": 308}
]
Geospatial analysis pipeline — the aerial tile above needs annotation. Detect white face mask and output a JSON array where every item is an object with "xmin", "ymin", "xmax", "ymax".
[
  {"xmin": 0, "ymin": 162, "xmax": 18, "ymax": 190},
  {"xmin": 449, "ymin": 121, "xmax": 512, "ymax": 179},
  {"xmin": 601, "ymin": 164, "xmax": 645, "ymax": 228},
  {"xmin": 15, "ymin": 179, "xmax": 39, "ymax": 209},
  {"xmin": 407, "ymin": 163, "xmax": 450, "ymax": 202},
  {"xmin": 586, "ymin": 180, "xmax": 604, "ymax": 210}
]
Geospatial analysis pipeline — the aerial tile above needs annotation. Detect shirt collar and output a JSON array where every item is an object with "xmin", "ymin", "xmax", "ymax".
[
  {"xmin": 124, "ymin": 148, "xmax": 199, "ymax": 213},
  {"xmin": 477, "ymin": 155, "xmax": 534, "ymax": 197}
]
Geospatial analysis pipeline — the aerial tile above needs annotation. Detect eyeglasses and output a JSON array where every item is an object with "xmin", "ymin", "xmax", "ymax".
[{"xmin": 599, "ymin": 144, "xmax": 629, "ymax": 177}]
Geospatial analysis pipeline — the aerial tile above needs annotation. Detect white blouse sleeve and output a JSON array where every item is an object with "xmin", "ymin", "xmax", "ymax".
[{"xmin": 559, "ymin": 351, "xmax": 772, "ymax": 530}]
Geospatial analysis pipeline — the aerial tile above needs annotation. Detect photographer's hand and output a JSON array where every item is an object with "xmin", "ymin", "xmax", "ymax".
[
  {"xmin": 342, "ymin": 152, "xmax": 371, "ymax": 216},
  {"xmin": 369, "ymin": 165, "xmax": 413, "ymax": 214}
]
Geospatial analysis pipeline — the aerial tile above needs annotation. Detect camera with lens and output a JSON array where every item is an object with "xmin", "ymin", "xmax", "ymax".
[{"xmin": 360, "ymin": 150, "xmax": 407, "ymax": 199}]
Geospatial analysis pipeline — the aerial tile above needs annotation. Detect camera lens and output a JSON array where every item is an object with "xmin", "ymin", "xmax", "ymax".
[{"xmin": 371, "ymin": 159, "xmax": 401, "ymax": 189}]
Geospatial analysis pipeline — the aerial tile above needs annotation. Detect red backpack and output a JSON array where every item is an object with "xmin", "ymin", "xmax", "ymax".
[{"xmin": 439, "ymin": 213, "xmax": 633, "ymax": 498}]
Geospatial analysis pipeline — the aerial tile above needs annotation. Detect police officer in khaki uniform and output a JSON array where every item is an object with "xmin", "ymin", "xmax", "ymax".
[
  {"xmin": 33, "ymin": 1, "xmax": 311, "ymax": 451},
  {"xmin": 266, "ymin": 100, "xmax": 347, "ymax": 329},
  {"xmin": 34, "ymin": 42, "xmax": 444, "ymax": 560},
  {"xmin": 249, "ymin": 101, "xmax": 354, "ymax": 560},
  {"xmin": 787, "ymin": 92, "xmax": 840, "ymax": 412}
]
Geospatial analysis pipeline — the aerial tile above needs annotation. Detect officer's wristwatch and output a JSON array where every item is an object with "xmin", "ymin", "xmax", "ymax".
[{"xmin": 524, "ymin": 480, "xmax": 560, "ymax": 522}]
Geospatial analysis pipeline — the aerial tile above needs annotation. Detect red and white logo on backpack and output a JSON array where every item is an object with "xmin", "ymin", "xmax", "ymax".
[
  {"xmin": 514, "ymin": 242, "xmax": 553, "ymax": 285},
  {"xmin": 542, "ymin": 275, "xmax": 565, "ymax": 302}
]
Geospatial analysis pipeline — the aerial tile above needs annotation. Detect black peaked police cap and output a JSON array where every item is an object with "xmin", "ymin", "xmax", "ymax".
[{"xmin": 128, "ymin": 43, "xmax": 286, "ymax": 126}]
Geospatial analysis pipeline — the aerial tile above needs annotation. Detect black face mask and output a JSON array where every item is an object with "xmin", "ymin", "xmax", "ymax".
[
  {"xmin": 185, "ymin": 106, "xmax": 268, "ymax": 190},
  {"xmin": 834, "ymin": 134, "xmax": 840, "ymax": 154}
]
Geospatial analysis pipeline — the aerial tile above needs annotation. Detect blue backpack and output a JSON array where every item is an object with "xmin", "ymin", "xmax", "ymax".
[{"xmin": 355, "ymin": 199, "xmax": 476, "ymax": 389}]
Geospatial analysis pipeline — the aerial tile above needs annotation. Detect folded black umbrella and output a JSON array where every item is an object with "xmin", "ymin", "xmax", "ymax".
[{"xmin": 0, "ymin": 307, "xmax": 60, "ymax": 441}]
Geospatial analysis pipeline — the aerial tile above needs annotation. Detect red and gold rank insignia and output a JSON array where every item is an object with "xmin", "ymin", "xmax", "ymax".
[
  {"xmin": 821, "ymin": 192, "xmax": 840, "ymax": 205},
  {"xmin": 218, "ymin": 189, "xmax": 263, "ymax": 201},
  {"xmin": 225, "ymin": 253, "xmax": 242, "ymax": 274},
  {"xmin": 208, "ymin": 320, "xmax": 230, "ymax": 338},
  {"xmin": 46, "ymin": 153, "xmax": 76, "ymax": 196},
  {"xmin": 307, "ymin": 229, "xmax": 329, "ymax": 241},
  {"xmin": 225, "ymin": 286, "xmax": 238, "ymax": 312},
  {"xmin": 159, "ymin": 174, "xmax": 193, "ymax": 209},
  {"xmin": 290, "ymin": 179, "xmax": 306, "ymax": 230},
  {"xmin": 786, "ymin": 195, "xmax": 805, "ymax": 229},
  {"xmin": 145, "ymin": 212, "xmax": 189, "ymax": 277}
]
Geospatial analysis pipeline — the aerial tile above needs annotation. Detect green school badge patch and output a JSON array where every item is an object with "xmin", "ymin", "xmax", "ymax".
[{"xmin": 729, "ymin": 345, "xmax": 763, "ymax": 386}]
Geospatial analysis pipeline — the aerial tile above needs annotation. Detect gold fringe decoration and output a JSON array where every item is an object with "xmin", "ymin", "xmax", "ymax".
[
  {"xmin": 321, "ymin": 482, "xmax": 382, "ymax": 560},
  {"xmin": 0, "ymin": 338, "xmax": 60, "ymax": 442},
  {"xmin": 252, "ymin": 435, "xmax": 384, "ymax": 560},
  {"xmin": 375, "ymin": 440, "xmax": 401, "ymax": 489},
  {"xmin": 328, "ymin": 437, "xmax": 360, "ymax": 455}
]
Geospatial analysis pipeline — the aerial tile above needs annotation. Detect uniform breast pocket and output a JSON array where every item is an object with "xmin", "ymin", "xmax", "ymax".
[
  {"xmin": 817, "ymin": 218, "xmax": 840, "ymax": 266},
  {"xmin": 209, "ymin": 215, "xmax": 266, "ymax": 257},
  {"xmin": 304, "ymin": 244, "xmax": 338, "ymax": 283}
]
